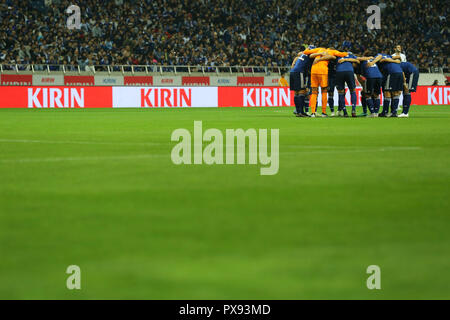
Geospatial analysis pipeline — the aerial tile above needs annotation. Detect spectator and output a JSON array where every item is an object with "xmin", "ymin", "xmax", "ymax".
[
  {"xmin": 278, "ymin": 73, "xmax": 288, "ymax": 87},
  {"xmin": 0, "ymin": 0, "xmax": 447, "ymax": 70}
]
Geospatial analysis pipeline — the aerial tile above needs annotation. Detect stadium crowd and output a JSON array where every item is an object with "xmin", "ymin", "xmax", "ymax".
[{"xmin": 0, "ymin": 0, "xmax": 448, "ymax": 71}]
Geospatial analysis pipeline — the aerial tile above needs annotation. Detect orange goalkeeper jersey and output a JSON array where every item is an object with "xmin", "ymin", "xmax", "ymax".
[
  {"xmin": 303, "ymin": 48, "xmax": 348, "ymax": 74},
  {"xmin": 278, "ymin": 77, "xmax": 288, "ymax": 87}
]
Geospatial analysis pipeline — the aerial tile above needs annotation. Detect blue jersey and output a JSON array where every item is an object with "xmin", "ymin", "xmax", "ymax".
[
  {"xmin": 290, "ymin": 53, "xmax": 312, "ymax": 73},
  {"xmin": 376, "ymin": 54, "xmax": 389, "ymax": 74},
  {"xmin": 361, "ymin": 59, "xmax": 383, "ymax": 79},
  {"xmin": 400, "ymin": 62, "xmax": 418, "ymax": 76},
  {"xmin": 336, "ymin": 54, "xmax": 357, "ymax": 73},
  {"xmin": 377, "ymin": 54, "xmax": 403, "ymax": 74}
]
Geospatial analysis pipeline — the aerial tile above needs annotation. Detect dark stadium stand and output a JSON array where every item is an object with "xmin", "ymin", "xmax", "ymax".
[{"xmin": 0, "ymin": 0, "xmax": 448, "ymax": 72}]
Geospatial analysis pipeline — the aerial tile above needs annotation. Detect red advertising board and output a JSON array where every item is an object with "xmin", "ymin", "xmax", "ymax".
[
  {"xmin": 0, "ymin": 86, "xmax": 112, "ymax": 108},
  {"xmin": 124, "ymin": 76, "xmax": 153, "ymax": 86},
  {"xmin": 237, "ymin": 77, "xmax": 265, "ymax": 86},
  {"xmin": 182, "ymin": 77, "xmax": 210, "ymax": 86},
  {"xmin": 0, "ymin": 86, "xmax": 448, "ymax": 108},
  {"xmin": 64, "ymin": 76, "xmax": 95, "ymax": 86},
  {"xmin": 1, "ymin": 74, "xmax": 33, "ymax": 86},
  {"xmin": 411, "ymin": 86, "xmax": 450, "ymax": 105}
]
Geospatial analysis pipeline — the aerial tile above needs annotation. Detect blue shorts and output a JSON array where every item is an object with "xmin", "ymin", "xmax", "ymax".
[
  {"xmin": 384, "ymin": 72, "xmax": 403, "ymax": 91},
  {"xmin": 290, "ymin": 72, "xmax": 309, "ymax": 91},
  {"xmin": 364, "ymin": 78, "xmax": 382, "ymax": 96},
  {"xmin": 336, "ymin": 71, "xmax": 356, "ymax": 91},
  {"xmin": 405, "ymin": 71, "xmax": 419, "ymax": 92}
]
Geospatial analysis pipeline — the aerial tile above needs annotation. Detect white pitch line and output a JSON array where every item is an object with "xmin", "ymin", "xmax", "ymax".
[
  {"xmin": 281, "ymin": 147, "xmax": 422, "ymax": 155},
  {"xmin": 0, "ymin": 154, "xmax": 166, "ymax": 163},
  {"xmin": 0, "ymin": 138, "xmax": 164, "ymax": 146},
  {"xmin": 1, "ymin": 147, "xmax": 422, "ymax": 163},
  {"xmin": 284, "ymin": 145, "xmax": 422, "ymax": 150}
]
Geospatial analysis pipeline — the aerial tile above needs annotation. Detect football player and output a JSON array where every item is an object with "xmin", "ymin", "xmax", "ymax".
[
  {"xmin": 357, "ymin": 55, "xmax": 384, "ymax": 117},
  {"xmin": 335, "ymin": 52, "xmax": 360, "ymax": 117},
  {"xmin": 303, "ymin": 47, "xmax": 348, "ymax": 117},
  {"xmin": 371, "ymin": 53, "xmax": 404, "ymax": 117},
  {"xmin": 399, "ymin": 61, "xmax": 419, "ymax": 117},
  {"xmin": 289, "ymin": 48, "xmax": 314, "ymax": 117}
]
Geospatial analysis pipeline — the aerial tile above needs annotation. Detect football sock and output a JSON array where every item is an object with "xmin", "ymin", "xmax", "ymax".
[
  {"xmin": 304, "ymin": 96, "xmax": 310, "ymax": 113},
  {"xmin": 367, "ymin": 98, "xmax": 374, "ymax": 114},
  {"xmin": 299, "ymin": 94, "xmax": 306, "ymax": 114},
  {"xmin": 328, "ymin": 96, "xmax": 334, "ymax": 112},
  {"xmin": 310, "ymin": 93, "xmax": 318, "ymax": 114},
  {"xmin": 403, "ymin": 94, "xmax": 411, "ymax": 114},
  {"xmin": 374, "ymin": 98, "xmax": 381, "ymax": 113},
  {"xmin": 382, "ymin": 98, "xmax": 391, "ymax": 114},
  {"xmin": 321, "ymin": 91, "xmax": 327, "ymax": 114},
  {"xmin": 391, "ymin": 96, "xmax": 400, "ymax": 114},
  {"xmin": 361, "ymin": 95, "xmax": 367, "ymax": 114},
  {"xmin": 351, "ymin": 91, "xmax": 357, "ymax": 113},
  {"xmin": 294, "ymin": 95, "xmax": 300, "ymax": 114},
  {"xmin": 338, "ymin": 94, "xmax": 345, "ymax": 112}
]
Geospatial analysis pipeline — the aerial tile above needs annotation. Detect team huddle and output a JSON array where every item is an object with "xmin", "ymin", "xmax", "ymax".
[{"xmin": 290, "ymin": 45, "xmax": 419, "ymax": 118}]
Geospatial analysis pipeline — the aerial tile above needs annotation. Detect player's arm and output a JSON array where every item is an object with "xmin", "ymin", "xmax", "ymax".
[
  {"xmin": 303, "ymin": 48, "xmax": 320, "ymax": 55},
  {"xmin": 309, "ymin": 52, "xmax": 325, "ymax": 58},
  {"xmin": 339, "ymin": 58, "xmax": 360, "ymax": 64},
  {"xmin": 392, "ymin": 54, "xmax": 402, "ymax": 60},
  {"xmin": 330, "ymin": 50, "xmax": 349, "ymax": 57},
  {"xmin": 291, "ymin": 51, "xmax": 304, "ymax": 68},
  {"xmin": 317, "ymin": 54, "xmax": 336, "ymax": 61},
  {"xmin": 313, "ymin": 54, "xmax": 335, "ymax": 65},
  {"xmin": 357, "ymin": 56, "xmax": 374, "ymax": 61},
  {"xmin": 367, "ymin": 55, "xmax": 382, "ymax": 67},
  {"xmin": 380, "ymin": 58, "xmax": 401, "ymax": 64}
]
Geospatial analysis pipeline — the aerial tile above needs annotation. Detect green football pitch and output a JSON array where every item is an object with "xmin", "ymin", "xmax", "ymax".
[{"xmin": 0, "ymin": 106, "xmax": 449, "ymax": 299}]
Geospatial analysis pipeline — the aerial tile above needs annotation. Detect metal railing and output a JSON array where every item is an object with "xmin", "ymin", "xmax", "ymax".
[
  {"xmin": 0, "ymin": 64, "xmax": 291, "ymax": 76},
  {"xmin": 0, "ymin": 64, "xmax": 444, "ymax": 75}
]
